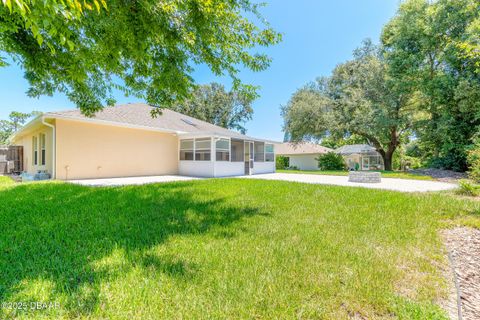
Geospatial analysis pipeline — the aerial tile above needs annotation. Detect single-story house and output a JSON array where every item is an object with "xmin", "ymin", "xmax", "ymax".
[
  {"xmin": 11, "ymin": 103, "xmax": 276, "ymax": 180},
  {"xmin": 275, "ymin": 142, "xmax": 332, "ymax": 170},
  {"xmin": 335, "ymin": 144, "xmax": 384, "ymax": 171}
]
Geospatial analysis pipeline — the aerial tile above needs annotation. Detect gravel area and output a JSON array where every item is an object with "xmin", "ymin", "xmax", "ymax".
[
  {"xmin": 410, "ymin": 169, "xmax": 467, "ymax": 183},
  {"xmin": 443, "ymin": 228, "xmax": 480, "ymax": 320}
]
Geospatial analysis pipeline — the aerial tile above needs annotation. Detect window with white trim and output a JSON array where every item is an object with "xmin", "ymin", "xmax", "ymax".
[
  {"xmin": 32, "ymin": 135, "xmax": 38, "ymax": 165},
  {"xmin": 265, "ymin": 144, "xmax": 274, "ymax": 162},
  {"xmin": 40, "ymin": 133, "xmax": 46, "ymax": 165},
  {"xmin": 216, "ymin": 138, "xmax": 230, "ymax": 161},
  {"xmin": 195, "ymin": 138, "xmax": 211, "ymax": 161},
  {"xmin": 179, "ymin": 139, "xmax": 194, "ymax": 160}
]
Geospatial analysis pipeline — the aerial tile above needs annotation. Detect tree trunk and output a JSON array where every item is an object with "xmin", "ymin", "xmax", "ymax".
[
  {"xmin": 383, "ymin": 153, "xmax": 393, "ymax": 171},
  {"xmin": 356, "ymin": 128, "xmax": 398, "ymax": 171}
]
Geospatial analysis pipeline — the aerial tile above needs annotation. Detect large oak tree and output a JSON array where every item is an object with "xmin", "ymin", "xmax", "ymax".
[
  {"xmin": 282, "ymin": 41, "xmax": 416, "ymax": 171},
  {"xmin": 381, "ymin": 0, "xmax": 480, "ymax": 171},
  {"xmin": 0, "ymin": 0, "xmax": 281, "ymax": 115}
]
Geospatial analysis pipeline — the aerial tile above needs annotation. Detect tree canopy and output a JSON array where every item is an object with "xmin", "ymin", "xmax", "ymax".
[
  {"xmin": 282, "ymin": 41, "xmax": 416, "ymax": 170},
  {"xmin": 283, "ymin": 0, "xmax": 480, "ymax": 172},
  {"xmin": 0, "ymin": 0, "xmax": 281, "ymax": 115},
  {"xmin": 171, "ymin": 82, "xmax": 253, "ymax": 134},
  {"xmin": 381, "ymin": 0, "xmax": 480, "ymax": 171}
]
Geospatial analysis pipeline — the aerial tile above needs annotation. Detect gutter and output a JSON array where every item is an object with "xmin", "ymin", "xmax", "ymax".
[{"xmin": 41, "ymin": 117, "xmax": 56, "ymax": 179}]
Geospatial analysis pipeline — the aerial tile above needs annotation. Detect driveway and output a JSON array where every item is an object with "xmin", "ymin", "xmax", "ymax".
[
  {"xmin": 68, "ymin": 173, "xmax": 457, "ymax": 192},
  {"xmin": 238, "ymin": 173, "xmax": 457, "ymax": 192},
  {"xmin": 69, "ymin": 175, "xmax": 200, "ymax": 187}
]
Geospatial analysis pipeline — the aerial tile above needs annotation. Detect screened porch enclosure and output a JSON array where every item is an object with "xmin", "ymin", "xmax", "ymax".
[
  {"xmin": 178, "ymin": 136, "xmax": 275, "ymax": 177},
  {"xmin": 344, "ymin": 153, "xmax": 384, "ymax": 171}
]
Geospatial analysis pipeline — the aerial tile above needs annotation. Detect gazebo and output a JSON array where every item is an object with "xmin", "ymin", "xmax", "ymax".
[{"xmin": 335, "ymin": 144, "xmax": 384, "ymax": 171}]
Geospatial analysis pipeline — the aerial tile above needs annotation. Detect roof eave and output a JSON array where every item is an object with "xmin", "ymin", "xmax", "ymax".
[
  {"xmin": 45, "ymin": 113, "xmax": 185, "ymax": 135},
  {"xmin": 10, "ymin": 114, "xmax": 43, "ymax": 142},
  {"xmin": 177, "ymin": 132, "xmax": 280, "ymax": 144}
]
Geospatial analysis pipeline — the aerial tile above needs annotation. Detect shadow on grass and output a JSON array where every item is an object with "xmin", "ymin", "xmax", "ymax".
[{"xmin": 0, "ymin": 181, "xmax": 265, "ymax": 317}]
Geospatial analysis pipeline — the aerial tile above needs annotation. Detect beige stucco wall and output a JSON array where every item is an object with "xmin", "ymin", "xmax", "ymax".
[
  {"xmin": 55, "ymin": 119, "xmax": 179, "ymax": 180},
  {"xmin": 13, "ymin": 123, "xmax": 54, "ymax": 176}
]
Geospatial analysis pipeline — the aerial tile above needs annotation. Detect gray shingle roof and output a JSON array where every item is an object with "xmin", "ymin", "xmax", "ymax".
[
  {"xmin": 335, "ymin": 144, "xmax": 378, "ymax": 155},
  {"xmin": 45, "ymin": 103, "xmax": 271, "ymax": 142},
  {"xmin": 275, "ymin": 142, "xmax": 332, "ymax": 155}
]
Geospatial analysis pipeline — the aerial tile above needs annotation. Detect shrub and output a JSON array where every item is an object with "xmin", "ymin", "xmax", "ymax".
[
  {"xmin": 467, "ymin": 144, "xmax": 480, "ymax": 182},
  {"xmin": 456, "ymin": 179, "xmax": 480, "ymax": 197},
  {"xmin": 317, "ymin": 152, "xmax": 346, "ymax": 171},
  {"xmin": 276, "ymin": 156, "xmax": 289, "ymax": 170}
]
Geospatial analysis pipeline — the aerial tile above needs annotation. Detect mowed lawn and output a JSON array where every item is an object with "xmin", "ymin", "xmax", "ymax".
[
  {"xmin": 0, "ymin": 176, "xmax": 479, "ymax": 319},
  {"xmin": 277, "ymin": 169, "xmax": 435, "ymax": 181}
]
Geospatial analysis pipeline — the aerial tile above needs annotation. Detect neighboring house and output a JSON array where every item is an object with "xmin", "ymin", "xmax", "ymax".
[
  {"xmin": 335, "ymin": 144, "xmax": 384, "ymax": 171},
  {"xmin": 11, "ymin": 103, "xmax": 276, "ymax": 180},
  {"xmin": 275, "ymin": 142, "xmax": 332, "ymax": 170}
]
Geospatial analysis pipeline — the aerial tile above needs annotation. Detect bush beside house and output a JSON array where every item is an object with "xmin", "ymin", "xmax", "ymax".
[
  {"xmin": 316, "ymin": 152, "xmax": 346, "ymax": 171},
  {"xmin": 276, "ymin": 156, "xmax": 290, "ymax": 170}
]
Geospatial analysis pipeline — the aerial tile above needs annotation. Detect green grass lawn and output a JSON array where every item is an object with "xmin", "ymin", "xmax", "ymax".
[
  {"xmin": 0, "ymin": 175, "xmax": 14, "ymax": 187},
  {"xmin": 0, "ymin": 178, "xmax": 478, "ymax": 319},
  {"xmin": 277, "ymin": 169, "xmax": 435, "ymax": 180}
]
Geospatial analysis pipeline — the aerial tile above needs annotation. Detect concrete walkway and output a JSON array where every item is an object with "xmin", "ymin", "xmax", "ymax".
[
  {"xmin": 68, "ymin": 173, "xmax": 457, "ymax": 192},
  {"xmin": 238, "ymin": 173, "xmax": 457, "ymax": 193},
  {"xmin": 69, "ymin": 175, "xmax": 199, "ymax": 187}
]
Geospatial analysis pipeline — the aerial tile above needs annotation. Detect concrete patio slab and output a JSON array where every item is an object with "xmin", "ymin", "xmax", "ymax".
[
  {"xmin": 238, "ymin": 173, "xmax": 457, "ymax": 193},
  {"xmin": 69, "ymin": 175, "xmax": 200, "ymax": 187}
]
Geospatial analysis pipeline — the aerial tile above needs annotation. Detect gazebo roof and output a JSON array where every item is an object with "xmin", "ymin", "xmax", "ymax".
[{"xmin": 335, "ymin": 144, "xmax": 378, "ymax": 155}]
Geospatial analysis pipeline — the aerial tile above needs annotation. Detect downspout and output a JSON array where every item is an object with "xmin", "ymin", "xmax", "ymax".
[{"xmin": 41, "ymin": 117, "xmax": 56, "ymax": 179}]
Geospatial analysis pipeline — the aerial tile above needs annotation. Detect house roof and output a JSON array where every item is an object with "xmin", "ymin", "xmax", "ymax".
[
  {"xmin": 335, "ymin": 144, "xmax": 378, "ymax": 155},
  {"xmin": 15, "ymin": 103, "xmax": 276, "ymax": 143},
  {"xmin": 275, "ymin": 142, "xmax": 332, "ymax": 155}
]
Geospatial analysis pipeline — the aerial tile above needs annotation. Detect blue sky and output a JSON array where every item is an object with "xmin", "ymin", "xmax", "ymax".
[{"xmin": 0, "ymin": 0, "xmax": 398, "ymax": 141}]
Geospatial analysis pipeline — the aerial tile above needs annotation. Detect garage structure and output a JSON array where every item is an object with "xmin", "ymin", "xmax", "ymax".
[{"xmin": 275, "ymin": 142, "xmax": 332, "ymax": 170}]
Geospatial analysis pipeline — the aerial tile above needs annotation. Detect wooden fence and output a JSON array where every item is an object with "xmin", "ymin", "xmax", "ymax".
[{"xmin": 0, "ymin": 146, "xmax": 23, "ymax": 174}]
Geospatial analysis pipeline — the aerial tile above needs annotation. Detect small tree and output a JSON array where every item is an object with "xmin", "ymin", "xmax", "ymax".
[
  {"xmin": 467, "ymin": 142, "xmax": 480, "ymax": 183},
  {"xmin": 0, "ymin": 111, "xmax": 38, "ymax": 145},
  {"xmin": 317, "ymin": 152, "xmax": 346, "ymax": 171}
]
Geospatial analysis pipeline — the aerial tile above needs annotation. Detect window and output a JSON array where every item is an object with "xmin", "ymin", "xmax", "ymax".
[
  {"xmin": 230, "ymin": 139, "xmax": 244, "ymax": 162},
  {"xmin": 195, "ymin": 138, "xmax": 211, "ymax": 161},
  {"xmin": 179, "ymin": 139, "xmax": 194, "ymax": 160},
  {"xmin": 32, "ymin": 136, "xmax": 38, "ymax": 165},
  {"xmin": 254, "ymin": 142, "xmax": 265, "ymax": 162},
  {"xmin": 265, "ymin": 144, "xmax": 274, "ymax": 162},
  {"xmin": 216, "ymin": 138, "xmax": 230, "ymax": 161},
  {"xmin": 40, "ymin": 133, "xmax": 46, "ymax": 165}
]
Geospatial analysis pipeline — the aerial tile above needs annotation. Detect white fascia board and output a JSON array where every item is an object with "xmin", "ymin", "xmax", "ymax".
[
  {"xmin": 9, "ymin": 115, "xmax": 43, "ymax": 141},
  {"xmin": 178, "ymin": 132, "xmax": 279, "ymax": 144}
]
